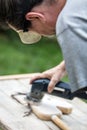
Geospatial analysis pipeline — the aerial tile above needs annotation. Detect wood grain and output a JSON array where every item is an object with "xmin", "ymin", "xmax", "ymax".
[
  {"xmin": 0, "ymin": 73, "xmax": 39, "ymax": 80},
  {"xmin": 0, "ymin": 78, "xmax": 87, "ymax": 130}
]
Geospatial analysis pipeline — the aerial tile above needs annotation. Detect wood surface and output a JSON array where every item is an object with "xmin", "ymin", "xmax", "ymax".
[
  {"xmin": 0, "ymin": 77, "xmax": 87, "ymax": 130},
  {"xmin": 0, "ymin": 73, "xmax": 39, "ymax": 80}
]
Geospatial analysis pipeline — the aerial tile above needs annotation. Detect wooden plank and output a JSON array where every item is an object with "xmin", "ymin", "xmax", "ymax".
[
  {"xmin": 0, "ymin": 79, "xmax": 29, "ymax": 95},
  {"xmin": 0, "ymin": 73, "xmax": 39, "ymax": 80},
  {"xmin": 0, "ymin": 78, "xmax": 87, "ymax": 130},
  {"xmin": 0, "ymin": 80, "xmax": 52, "ymax": 130},
  {"xmin": 0, "ymin": 79, "xmax": 62, "ymax": 130},
  {"xmin": 61, "ymin": 98, "xmax": 87, "ymax": 130},
  {"xmin": 72, "ymin": 98, "xmax": 87, "ymax": 114},
  {"xmin": 0, "ymin": 79, "xmax": 59, "ymax": 130}
]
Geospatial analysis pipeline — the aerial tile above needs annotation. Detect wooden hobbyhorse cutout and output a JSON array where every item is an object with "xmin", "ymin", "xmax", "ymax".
[{"xmin": 30, "ymin": 95, "xmax": 72, "ymax": 130}]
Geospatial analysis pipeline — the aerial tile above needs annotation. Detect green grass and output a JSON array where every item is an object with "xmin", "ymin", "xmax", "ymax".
[{"xmin": 0, "ymin": 29, "xmax": 67, "ymax": 80}]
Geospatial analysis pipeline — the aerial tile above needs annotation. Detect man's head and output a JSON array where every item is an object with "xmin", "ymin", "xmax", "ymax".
[{"xmin": 0, "ymin": 0, "xmax": 66, "ymax": 44}]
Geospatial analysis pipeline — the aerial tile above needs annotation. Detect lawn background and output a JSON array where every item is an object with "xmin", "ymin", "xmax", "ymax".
[{"xmin": 0, "ymin": 29, "xmax": 68, "ymax": 81}]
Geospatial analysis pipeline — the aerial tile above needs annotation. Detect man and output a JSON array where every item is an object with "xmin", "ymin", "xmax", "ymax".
[{"xmin": 0, "ymin": 0, "xmax": 87, "ymax": 94}]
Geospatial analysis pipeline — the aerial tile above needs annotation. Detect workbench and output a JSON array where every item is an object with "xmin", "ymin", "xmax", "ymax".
[{"xmin": 0, "ymin": 74, "xmax": 87, "ymax": 130}]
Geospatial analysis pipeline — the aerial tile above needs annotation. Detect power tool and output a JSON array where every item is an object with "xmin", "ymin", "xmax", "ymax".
[{"xmin": 26, "ymin": 78, "xmax": 87, "ymax": 103}]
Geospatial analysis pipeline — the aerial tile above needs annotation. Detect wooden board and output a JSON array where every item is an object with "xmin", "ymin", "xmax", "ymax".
[{"xmin": 0, "ymin": 76, "xmax": 87, "ymax": 130}]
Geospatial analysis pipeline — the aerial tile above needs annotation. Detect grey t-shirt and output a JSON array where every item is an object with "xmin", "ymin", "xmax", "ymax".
[{"xmin": 56, "ymin": 0, "xmax": 87, "ymax": 92}]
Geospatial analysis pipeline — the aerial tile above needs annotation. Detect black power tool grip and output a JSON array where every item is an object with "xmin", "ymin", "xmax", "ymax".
[{"xmin": 31, "ymin": 78, "xmax": 71, "ymax": 99}]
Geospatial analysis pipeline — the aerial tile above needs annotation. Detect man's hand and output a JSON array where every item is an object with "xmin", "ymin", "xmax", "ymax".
[{"xmin": 30, "ymin": 61, "xmax": 67, "ymax": 93}]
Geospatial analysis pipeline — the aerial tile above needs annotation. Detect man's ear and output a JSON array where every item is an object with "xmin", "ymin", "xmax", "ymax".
[{"xmin": 25, "ymin": 12, "xmax": 46, "ymax": 23}]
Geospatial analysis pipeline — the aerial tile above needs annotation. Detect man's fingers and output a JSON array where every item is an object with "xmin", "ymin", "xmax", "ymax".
[
  {"xmin": 47, "ymin": 70, "xmax": 63, "ymax": 93},
  {"xmin": 29, "ymin": 73, "xmax": 47, "ymax": 84},
  {"xmin": 48, "ymin": 78, "xmax": 59, "ymax": 93}
]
